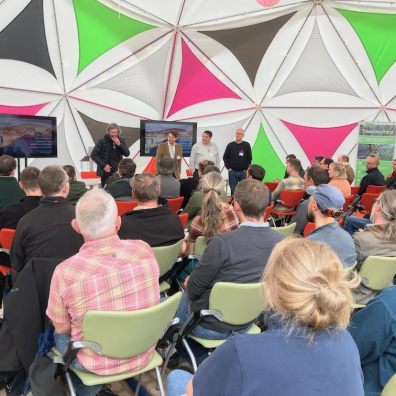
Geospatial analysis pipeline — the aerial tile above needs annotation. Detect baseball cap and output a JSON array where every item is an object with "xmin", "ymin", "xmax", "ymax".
[{"xmin": 306, "ymin": 184, "xmax": 345, "ymax": 210}]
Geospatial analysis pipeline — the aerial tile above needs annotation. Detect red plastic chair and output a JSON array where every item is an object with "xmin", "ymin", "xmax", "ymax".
[
  {"xmin": 264, "ymin": 203, "xmax": 274, "ymax": 221},
  {"xmin": 271, "ymin": 190, "xmax": 305, "ymax": 216},
  {"xmin": 359, "ymin": 193, "xmax": 380, "ymax": 213},
  {"xmin": 0, "ymin": 228, "xmax": 16, "ymax": 250},
  {"xmin": 264, "ymin": 181, "xmax": 279, "ymax": 192},
  {"xmin": 116, "ymin": 201, "xmax": 137, "ymax": 216},
  {"xmin": 366, "ymin": 185, "xmax": 386, "ymax": 194},
  {"xmin": 342, "ymin": 195, "xmax": 355, "ymax": 212},
  {"xmin": 350, "ymin": 186, "xmax": 360, "ymax": 197},
  {"xmin": 80, "ymin": 171, "xmax": 99, "ymax": 179},
  {"xmin": 303, "ymin": 222, "xmax": 315, "ymax": 237},
  {"xmin": 167, "ymin": 197, "xmax": 184, "ymax": 213},
  {"xmin": 179, "ymin": 212, "xmax": 188, "ymax": 229},
  {"xmin": 0, "ymin": 265, "xmax": 13, "ymax": 276}
]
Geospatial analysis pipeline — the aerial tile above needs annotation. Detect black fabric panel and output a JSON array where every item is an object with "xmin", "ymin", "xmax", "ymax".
[
  {"xmin": 0, "ymin": 0, "xmax": 55, "ymax": 77},
  {"xmin": 201, "ymin": 13, "xmax": 296, "ymax": 85}
]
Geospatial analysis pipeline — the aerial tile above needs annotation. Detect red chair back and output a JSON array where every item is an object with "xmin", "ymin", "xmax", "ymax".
[
  {"xmin": 278, "ymin": 190, "xmax": 305, "ymax": 208},
  {"xmin": 303, "ymin": 222, "xmax": 315, "ymax": 237},
  {"xmin": 264, "ymin": 181, "xmax": 279, "ymax": 192},
  {"xmin": 342, "ymin": 195, "xmax": 354, "ymax": 212},
  {"xmin": 80, "ymin": 171, "xmax": 98, "ymax": 179},
  {"xmin": 366, "ymin": 185, "xmax": 386, "ymax": 194},
  {"xmin": 360, "ymin": 193, "xmax": 380, "ymax": 213},
  {"xmin": 116, "ymin": 201, "xmax": 137, "ymax": 216},
  {"xmin": 0, "ymin": 228, "xmax": 16, "ymax": 250},
  {"xmin": 264, "ymin": 203, "xmax": 274, "ymax": 221},
  {"xmin": 350, "ymin": 186, "xmax": 360, "ymax": 197},
  {"xmin": 178, "ymin": 212, "xmax": 188, "ymax": 229},
  {"xmin": 167, "ymin": 197, "xmax": 184, "ymax": 213}
]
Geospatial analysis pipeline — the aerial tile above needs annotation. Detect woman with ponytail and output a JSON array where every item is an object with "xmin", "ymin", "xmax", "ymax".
[{"xmin": 167, "ymin": 237, "xmax": 363, "ymax": 396}]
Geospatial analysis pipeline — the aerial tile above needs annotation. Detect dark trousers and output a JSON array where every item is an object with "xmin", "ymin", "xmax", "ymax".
[{"xmin": 228, "ymin": 170, "xmax": 246, "ymax": 196}]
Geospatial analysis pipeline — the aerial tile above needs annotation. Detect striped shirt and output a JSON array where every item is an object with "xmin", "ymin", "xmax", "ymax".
[{"xmin": 46, "ymin": 235, "xmax": 159, "ymax": 375}]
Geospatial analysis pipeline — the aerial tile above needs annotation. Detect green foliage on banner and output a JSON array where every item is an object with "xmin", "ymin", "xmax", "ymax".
[
  {"xmin": 338, "ymin": 9, "xmax": 396, "ymax": 83},
  {"xmin": 252, "ymin": 124, "xmax": 285, "ymax": 181},
  {"xmin": 73, "ymin": 0, "xmax": 154, "ymax": 73}
]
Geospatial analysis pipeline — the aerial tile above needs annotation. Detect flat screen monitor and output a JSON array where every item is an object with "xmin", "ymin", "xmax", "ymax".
[
  {"xmin": 140, "ymin": 120, "xmax": 197, "ymax": 157},
  {"xmin": 0, "ymin": 113, "xmax": 57, "ymax": 158}
]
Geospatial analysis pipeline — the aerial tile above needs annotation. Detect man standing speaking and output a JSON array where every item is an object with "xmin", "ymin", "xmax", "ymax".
[{"xmin": 223, "ymin": 128, "xmax": 252, "ymax": 195}]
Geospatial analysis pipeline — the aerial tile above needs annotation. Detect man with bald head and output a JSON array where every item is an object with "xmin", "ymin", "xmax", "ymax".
[
  {"xmin": 223, "ymin": 128, "xmax": 252, "ymax": 195},
  {"xmin": 357, "ymin": 156, "xmax": 385, "ymax": 196}
]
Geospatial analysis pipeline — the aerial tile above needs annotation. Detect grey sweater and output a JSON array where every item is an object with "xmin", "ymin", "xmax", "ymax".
[{"xmin": 187, "ymin": 225, "xmax": 284, "ymax": 332}]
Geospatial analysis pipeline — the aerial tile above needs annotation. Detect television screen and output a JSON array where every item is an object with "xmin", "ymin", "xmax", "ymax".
[
  {"xmin": 140, "ymin": 120, "xmax": 197, "ymax": 157},
  {"xmin": 0, "ymin": 114, "xmax": 57, "ymax": 158}
]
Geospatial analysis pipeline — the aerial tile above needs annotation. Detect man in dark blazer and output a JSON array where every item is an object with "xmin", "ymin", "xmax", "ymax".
[{"xmin": 156, "ymin": 131, "xmax": 183, "ymax": 179}]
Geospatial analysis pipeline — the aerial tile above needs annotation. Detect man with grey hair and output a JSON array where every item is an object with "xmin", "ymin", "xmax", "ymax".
[
  {"xmin": 118, "ymin": 173, "xmax": 184, "ymax": 247},
  {"xmin": 10, "ymin": 165, "xmax": 84, "ymax": 272},
  {"xmin": 46, "ymin": 189, "xmax": 159, "ymax": 395}
]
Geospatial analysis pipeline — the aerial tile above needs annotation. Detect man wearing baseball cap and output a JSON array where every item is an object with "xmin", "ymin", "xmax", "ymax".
[{"xmin": 307, "ymin": 184, "xmax": 356, "ymax": 267}]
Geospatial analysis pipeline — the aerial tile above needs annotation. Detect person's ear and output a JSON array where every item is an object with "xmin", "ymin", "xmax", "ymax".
[
  {"xmin": 71, "ymin": 218, "xmax": 81, "ymax": 234},
  {"xmin": 115, "ymin": 215, "xmax": 121, "ymax": 231}
]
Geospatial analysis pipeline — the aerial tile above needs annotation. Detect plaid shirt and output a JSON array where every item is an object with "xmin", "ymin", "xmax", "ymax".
[
  {"xmin": 46, "ymin": 235, "xmax": 159, "ymax": 375},
  {"xmin": 188, "ymin": 205, "xmax": 239, "ymax": 242}
]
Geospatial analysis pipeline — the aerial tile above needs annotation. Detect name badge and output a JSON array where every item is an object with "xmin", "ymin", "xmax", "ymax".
[
  {"xmin": 177, "ymin": 155, "xmax": 181, "ymax": 160},
  {"xmin": 239, "ymin": 151, "xmax": 244, "ymax": 157}
]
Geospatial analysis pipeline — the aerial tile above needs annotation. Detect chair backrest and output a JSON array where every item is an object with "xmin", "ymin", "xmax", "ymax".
[
  {"xmin": 303, "ymin": 222, "xmax": 315, "ymax": 237},
  {"xmin": 209, "ymin": 282, "xmax": 264, "ymax": 325},
  {"xmin": 273, "ymin": 222, "xmax": 297, "ymax": 236},
  {"xmin": 360, "ymin": 193, "xmax": 380, "ymax": 213},
  {"xmin": 264, "ymin": 181, "xmax": 279, "ymax": 192},
  {"xmin": 82, "ymin": 292, "xmax": 182, "ymax": 359},
  {"xmin": 193, "ymin": 236, "xmax": 207, "ymax": 257},
  {"xmin": 278, "ymin": 190, "xmax": 305, "ymax": 208},
  {"xmin": 0, "ymin": 228, "xmax": 16, "ymax": 250},
  {"xmin": 342, "ymin": 195, "xmax": 354, "ymax": 212},
  {"xmin": 80, "ymin": 171, "xmax": 99, "ymax": 179},
  {"xmin": 382, "ymin": 373, "xmax": 396, "ymax": 396},
  {"xmin": 359, "ymin": 256, "xmax": 396, "ymax": 291},
  {"xmin": 153, "ymin": 239, "xmax": 184, "ymax": 276},
  {"xmin": 366, "ymin": 185, "xmax": 386, "ymax": 194},
  {"xmin": 264, "ymin": 203, "xmax": 274, "ymax": 221},
  {"xmin": 116, "ymin": 200, "xmax": 137, "ymax": 216},
  {"xmin": 178, "ymin": 212, "xmax": 188, "ymax": 229},
  {"xmin": 167, "ymin": 197, "xmax": 184, "ymax": 213},
  {"xmin": 351, "ymin": 186, "xmax": 360, "ymax": 197}
]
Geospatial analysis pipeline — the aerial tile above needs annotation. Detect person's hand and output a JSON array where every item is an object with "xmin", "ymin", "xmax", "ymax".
[
  {"xmin": 104, "ymin": 164, "xmax": 111, "ymax": 173},
  {"xmin": 183, "ymin": 275, "xmax": 190, "ymax": 289},
  {"xmin": 110, "ymin": 135, "xmax": 121, "ymax": 146}
]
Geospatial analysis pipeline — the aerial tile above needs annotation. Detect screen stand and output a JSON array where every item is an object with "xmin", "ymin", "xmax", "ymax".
[{"xmin": 17, "ymin": 157, "xmax": 28, "ymax": 180}]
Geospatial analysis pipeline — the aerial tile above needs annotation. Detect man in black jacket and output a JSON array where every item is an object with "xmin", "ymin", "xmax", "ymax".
[
  {"xmin": 357, "ymin": 156, "xmax": 385, "ymax": 196},
  {"xmin": 91, "ymin": 123, "xmax": 130, "ymax": 186}
]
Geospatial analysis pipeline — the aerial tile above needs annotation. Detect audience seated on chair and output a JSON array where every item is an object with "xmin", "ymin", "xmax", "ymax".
[
  {"xmin": 0, "ymin": 155, "xmax": 25, "ymax": 210},
  {"xmin": 290, "ymin": 166, "xmax": 328, "ymax": 235},
  {"xmin": 0, "ymin": 166, "xmax": 41, "ymax": 229},
  {"xmin": 282, "ymin": 154, "xmax": 305, "ymax": 179},
  {"xmin": 272, "ymin": 158, "xmax": 304, "ymax": 211},
  {"xmin": 337, "ymin": 154, "xmax": 355, "ymax": 184},
  {"xmin": 358, "ymin": 156, "xmax": 385, "ymax": 196},
  {"xmin": 104, "ymin": 158, "xmax": 136, "ymax": 200},
  {"xmin": 328, "ymin": 162, "xmax": 351, "ymax": 197},
  {"xmin": 307, "ymin": 184, "xmax": 356, "ymax": 267},
  {"xmin": 168, "ymin": 238, "xmax": 363, "ymax": 396},
  {"xmin": 319, "ymin": 157, "xmax": 333, "ymax": 180},
  {"xmin": 157, "ymin": 156, "xmax": 180, "ymax": 198},
  {"xmin": 185, "ymin": 171, "xmax": 238, "ymax": 255},
  {"xmin": 46, "ymin": 189, "xmax": 160, "ymax": 396},
  {"xmin": 386, "ymin": 158, "xmax": 396, "ymax": 190},
  {"xmin": 63, "ymin": 164, "xmax": 88, "ymax": 205},
  {"xmin": 349, "ymin": 286, "xmax": 396, "ymax": 396},
  {"xmin": 118, "ymin": 173, "xmax": 184, "ymax": 247},
  {"xmin": 10, "ymin": 165, "xmax": 84, "ymax": 273},
  {"xmin": 176, "ymin": 179, "xmax": 283, "ymax": 340}
]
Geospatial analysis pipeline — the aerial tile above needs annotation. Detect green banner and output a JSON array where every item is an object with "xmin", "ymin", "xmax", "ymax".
[{"xmin": 355, "ymin": 122, "xmax": 396, "ymax": 185}]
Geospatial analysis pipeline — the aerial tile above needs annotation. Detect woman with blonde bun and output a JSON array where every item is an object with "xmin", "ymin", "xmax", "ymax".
[{"xmin": 167, "ymin": 237, "xmax": 364, "ymax": 396}]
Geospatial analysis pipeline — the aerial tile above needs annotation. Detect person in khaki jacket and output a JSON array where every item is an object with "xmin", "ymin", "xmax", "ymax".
[{"xmin": 156, "ymin": 131, "xmax": 183, "ymax": 179}]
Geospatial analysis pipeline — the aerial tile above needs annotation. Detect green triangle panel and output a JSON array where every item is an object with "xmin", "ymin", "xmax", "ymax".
[
  {"xmin": 73, "ymin": 0, "xmax": 155, "ymax": 73},
  {"xmin": 337, "ymin": 8, "xmax": 396, "ymax": 83},
  {"xmin": 252, "ymin": 124, "xmax": 285, "ymax": 181}
]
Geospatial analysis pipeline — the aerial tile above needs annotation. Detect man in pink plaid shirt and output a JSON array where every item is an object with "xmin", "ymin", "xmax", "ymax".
[{"xmin": 46, "ymin": 188, "xmax": 159, "ymax": 396}]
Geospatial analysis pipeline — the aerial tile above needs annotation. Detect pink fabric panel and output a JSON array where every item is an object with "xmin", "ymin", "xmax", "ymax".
[
  {"xmin": 0, "ymin": 103, "xmax": 48, "ymax": 115},
  {"xmin": 167, "ymin": 39, "xmax": 240, "ymax": 117},
  {"xmin": 282, "ymin": 120, "xmax": 358, "ymax": 162}
]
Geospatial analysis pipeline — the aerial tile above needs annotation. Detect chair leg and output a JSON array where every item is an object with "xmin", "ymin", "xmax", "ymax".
[
  {"xmin": 182, "ymin": 339, "xmax": 198, "ymax": 373},
  {"xmin": 161, "ymin": 339, "xmax": 177, "ymax": 378},
  {"xmin": 64, "ymin": 371, "xmax": 77, "ymax": 396},
  {"xmin": 135, "ymin": 374, "xmax": 142, "ymax": 396},
  {"xmin": 155, "ymin": 366, "xmax": 165, "ymax": 396}
]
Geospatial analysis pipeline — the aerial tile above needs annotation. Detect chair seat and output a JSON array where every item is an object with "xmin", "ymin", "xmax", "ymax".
[
  {"xmin": 188, "ymin": 323, "xmax": 261, "ymax": 349},
  {"xmin": 160, "ymin": 281, "xmax": 170, "ymax": 293},
  {"xmin": 70, "ymin": 351, "xmax": 163, "ymax": 386},
  {"xmin": 271, "ymin": 210, "xmax": 296, "ymax": 217}
]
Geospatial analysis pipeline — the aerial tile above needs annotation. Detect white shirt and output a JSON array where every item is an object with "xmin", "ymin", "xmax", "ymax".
[
  {"xmin": 189, "ymin": 141, "xmax": 220, "ymax": 170},
  {"xmin": 168, "ymin": 142, "xmax": 176, "ymax": 158}
]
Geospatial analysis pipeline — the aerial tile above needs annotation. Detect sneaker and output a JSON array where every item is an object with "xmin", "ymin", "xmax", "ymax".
[{"xmin": 96, "ymin": 384, "xmax": 116, "ymax": 396}]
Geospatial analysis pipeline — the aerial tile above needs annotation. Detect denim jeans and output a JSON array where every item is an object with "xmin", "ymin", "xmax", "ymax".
[
  {"xmin": 343, "ymin": 216, "xmax": 371, "ymax": 235},
  {"xmin": 167, "ymin": 369, "xmax": 193, "ymax": 396},
  {"xmin": 228, "ymin": 170, "xmax": 246, "ymax": 196},
  {"xmin": 54, "ymin": 333, "xmax": 102, "ymax": 396}
]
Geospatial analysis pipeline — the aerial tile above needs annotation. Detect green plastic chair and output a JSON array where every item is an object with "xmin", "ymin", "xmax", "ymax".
[
  {"xmin": 382, "ymin": 373, "xmax": 396, "ymax": 396},
  {"xmin": 62, "ymin": 292, "xmax": 182, "ymax": 396},
  {"xmin": 272, "ymin": 222, "xmax": 296, "ymax": 236},
  {"xmin": 358, "ymin": 256, "xmax": 396, "ymax": 291},
  {"xmin": 193, "ymin": 236, "xmax": 207, "ymax": 257},
  {"xmin": 183, "ymin": 282, "xmax": 264, "ymax": 371},
  {"xmin": 153, "ymin": 239, "xmax": 184, "ymax": 292}
]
